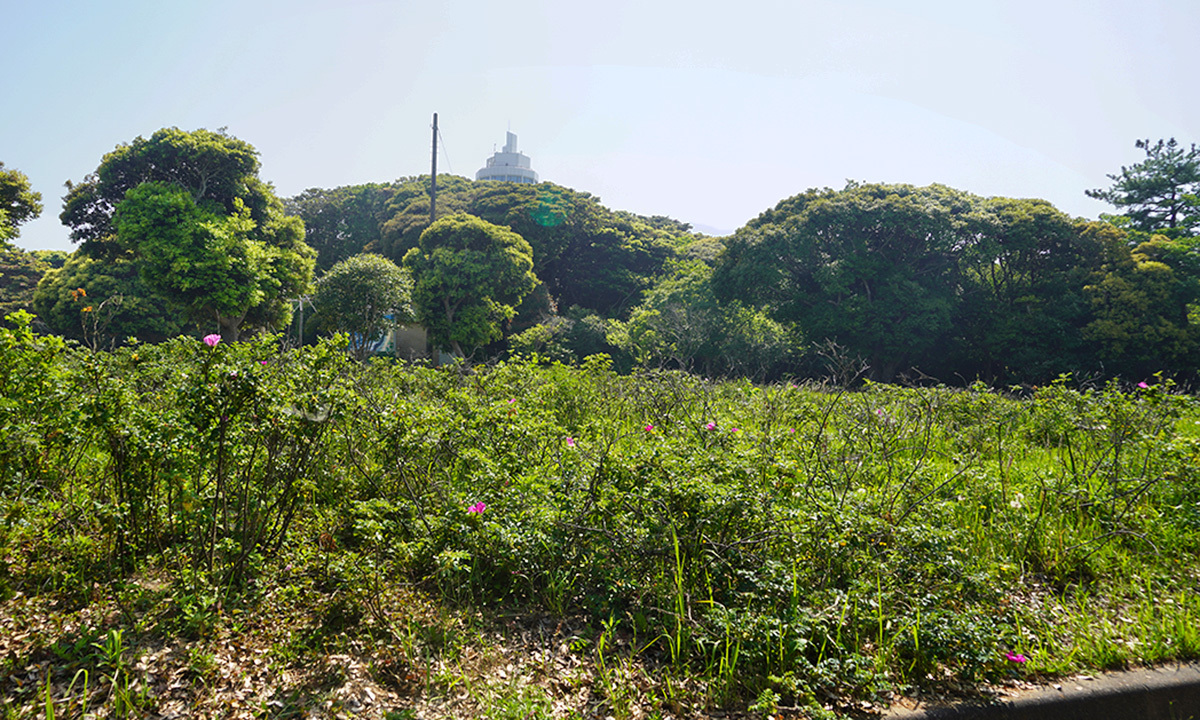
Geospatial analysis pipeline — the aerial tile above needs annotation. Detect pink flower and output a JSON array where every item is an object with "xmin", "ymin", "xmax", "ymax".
[
  {"xmin": 788, "ymin": 428, "xmax": 796, "ymax": 433},
  {"xmin": 1004, "ymin": 651, "xmax": 1028, "ymax": 664},
  {"xmin": 731, "ymin": 427, "xmax": 740, "ymax": 433},
  {"xmin": 508, "ymin": 398, "xmax": 516, "ymax": 404},
  {"xmin": 467, "ymin": 501, "xmax": 487, "ymax": 514},
  {"xmin": 259, "ymin": 360, "xmax": 268, "ymax": 365},
  {"xmin": 704, "ymin": 422, "xmax": 716, "ymax": 431},
  {"xmin": 1138, "ymin": 381, "xmax": 1150, "ymax": 389},
  {"xmin": 202, "ymin": 334, "xmax": 221, "ymax": 347},
  {"xmin": 566, "ymin": 437, "xmax": 576, "ymax": 447},
  {"xmin": 644, "ymin": 424, "xmax": 654, "ymax": 432}
]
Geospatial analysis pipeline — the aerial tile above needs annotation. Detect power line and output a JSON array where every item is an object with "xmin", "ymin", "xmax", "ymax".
[{"xmin": 437, "ymin": 125, "xmax": 453, "ymax": 175}]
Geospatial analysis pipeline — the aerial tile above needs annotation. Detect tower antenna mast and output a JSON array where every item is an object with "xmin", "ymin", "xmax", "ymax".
[{"xmin": 430, "ymin": 113, "xmax": 438, "ymax": 225}]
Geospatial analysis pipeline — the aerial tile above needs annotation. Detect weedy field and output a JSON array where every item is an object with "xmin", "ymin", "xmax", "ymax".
[{"xmin": 2, "ymin": 311, "xmax": 1200, "ymax": 719}]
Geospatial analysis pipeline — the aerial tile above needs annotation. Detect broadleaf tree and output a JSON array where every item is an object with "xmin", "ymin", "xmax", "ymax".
[
  {"xmin": 375, "ymin": 177, "xmax": 680, "ymax": 316},
  {"xmin": 62, "ymin": 128, "xmax": 314, "ymax": 340},
  {"xmin": 950, "ymin": 197, "xmax": 1103, "ymax": 382},
  {"xmin": 312, "ymin": 253, "xmax": 413, "ymax": 360},
  {"xmin": 1081, "ymin": 221, "xmax": 1200, "ymax": 378},
  {"xmin": 403, "ymin": 213, "xmax": 537, "ymax": 358},
  {"xmin": 0, "ymin": 247, "xmax": 49, "ymax": 323},
  {"xmin": 713, "ymin": 183, "xmax": 969, "ymax": 381},
  {"xmin": 285, "ymin": 183, "xmax": 397, "ymax": 273},
  {"xmin": 618, "ymin": 260, "xmax": 798, "ymax": 379},
  {"xmin": 32, "ymin": 253, "xmax": 184, "ymax": 346},
  {"xmin": 0, "ymin": 161, "xmax": 43, "ymax": 244}
]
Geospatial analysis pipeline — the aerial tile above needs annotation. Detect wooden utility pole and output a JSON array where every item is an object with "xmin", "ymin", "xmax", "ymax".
[{"xmin": 430, "ymin": 112, "xmax": 438, "ymax": 225}]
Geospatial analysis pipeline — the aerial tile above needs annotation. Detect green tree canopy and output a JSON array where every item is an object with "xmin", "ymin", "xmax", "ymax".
[
  {"xmin": 713, "ymin": 183, "xmax": 970, "ymax": 381},
  {"xmin": 716, "ymin": 182, "xmax": 1200, "ymax": 383},
  {"xmin": 63, "ymin": 128, "xmax": 314, "ymax": 340},
  {"xmin": 0, "ymin": 247, "xmax": 50, "ymax": 324},
  {"xmin": 62, "ymin": 127, "xmax": 261, "ymax": 254},
  {"xmin": 312, "ymin": 253, "xmax": 413, "ymax": 360},
  {"xmin": 285, "ymin": 183, "xmax": 397, "ymax": 272},
  {"xmin": 1087, "ymin": 138, "xmax": 1200, "ymax": 237},
  {"xmin": 1081, "ymin": 221, "xmax": 1200, "ymax": 377},
  {"xmin": 372, "ymin": 177, "xmax": 681, "ymax": 316},
  {"xmin": 617, "ymin": 260, "xmax": 798, "ymax": 379},
  {"xmin": 378, "ymin": 175, "xmax": 474, "ymax": 260},
  {"xmin": 950, "ymin": 198, "xmax": 1105, "ymax": 382},
  {"xmin": 33, "ymin": 253, "xmax": 185, "ymax": 346},
  {"xmin": 403, "ymin": 213, "xmax": 537, "ymax": 358},
  {"xmin": 0, "ymin": 161, "xmax": 43, "ymax": 244}
]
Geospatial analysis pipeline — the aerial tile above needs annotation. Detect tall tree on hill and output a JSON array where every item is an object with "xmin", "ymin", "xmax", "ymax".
[
  {"xmin": 377, "ymin": 175, "xmax": 474, "ymax": 261},
  {"xmin": 1087, "ymin": 138, "xmax": 1200, "ymax": 238},
  {"xmin": 61, "ymin": 128, "xmax": 314, "ymax": 340},
  {"xmin": 951, "ymin": 197, "xmax": 1103, "ymax": 381},
  {"xmin": 469, "ymin": 182, "xmax": 678, "ymax": 314}
]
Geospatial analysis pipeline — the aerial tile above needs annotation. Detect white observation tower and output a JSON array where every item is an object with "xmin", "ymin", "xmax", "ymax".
[{"xmin": 476, "ymin": 131, "xmax": 539, "ymax": 183}]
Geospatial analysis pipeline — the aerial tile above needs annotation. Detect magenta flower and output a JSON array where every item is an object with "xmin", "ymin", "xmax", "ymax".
[
  {"xmin": 1004, "ymin": 651, "xmax": 1028, "ymax": 663},
  {"xmin": 1138, "ymin": 381, "xmax": 1150, "ymax": 389},
  {"xmin": 259, "ymin": 360, "xmax": 268, "ymax": 365},
  {"xmin": 730, "ymin": 427, "xmax": 740, "ymax": 433},
  {"xmin": 566, "ymin": 437, "xmax": 576, "ymax": 447},
  {"xmin": 705, "ymin": 422, "xmax": 716, "ymax": 431},
  {"xmin": 644, "ymin": 424, "xmax": 654, "ymax": 432},
  {"xmin": 467, "ymin": 501, "xmax": 487, "ymax": 514},
  {"xmin": 508, "ymin": 398, "xmax": 516, "ymax": 404},
  {"xmin": 202, "ymin": 334, "xmax": 221, "ymax": 347}
]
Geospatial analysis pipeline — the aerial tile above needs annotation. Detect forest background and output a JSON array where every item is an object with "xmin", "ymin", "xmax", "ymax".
[{"xmin": 3, "ymin": 130, "xmax": 1200, "ymax": 386}]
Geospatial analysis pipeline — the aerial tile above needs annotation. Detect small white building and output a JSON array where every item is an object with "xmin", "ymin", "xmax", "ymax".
[{"xmin": 476, "ymin": 132, "xmax": 538, "ymax": 183}]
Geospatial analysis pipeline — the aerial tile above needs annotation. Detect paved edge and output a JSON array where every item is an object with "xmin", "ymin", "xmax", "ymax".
[{"xmin": 884, "ymin": 663, "xmax": 1200, "ymax": 720}]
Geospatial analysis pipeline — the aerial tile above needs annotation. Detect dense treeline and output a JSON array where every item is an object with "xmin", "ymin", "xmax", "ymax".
[
  {"xmin": 4, "ymin": 130, "xmax": 1199, "ymax": 384},
  {"xmin": 714, "ymin": 183, "xmax": 1199, "ymax": 383},
  {"xmin": 288, "ymin": 175, "xmax": 683, "ymax": 317},
  {"xmin": 289, "ymin": 177, "xmax": 1200, "ymax": 384}
]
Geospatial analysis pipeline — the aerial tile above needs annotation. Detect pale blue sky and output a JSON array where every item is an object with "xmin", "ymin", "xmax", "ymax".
[{"xmin": 4, "ymin": 0, "xmax": 1197, "ymax": 251}]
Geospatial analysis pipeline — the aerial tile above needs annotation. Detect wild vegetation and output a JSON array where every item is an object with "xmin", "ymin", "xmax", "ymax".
[
  {"xmin": 2, "ymin": 311, "xmax": 1199, "ymax": 718},
  {"xmin": 2, "ymin": 133, "xmax": 1200, "ymax": 717}
]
